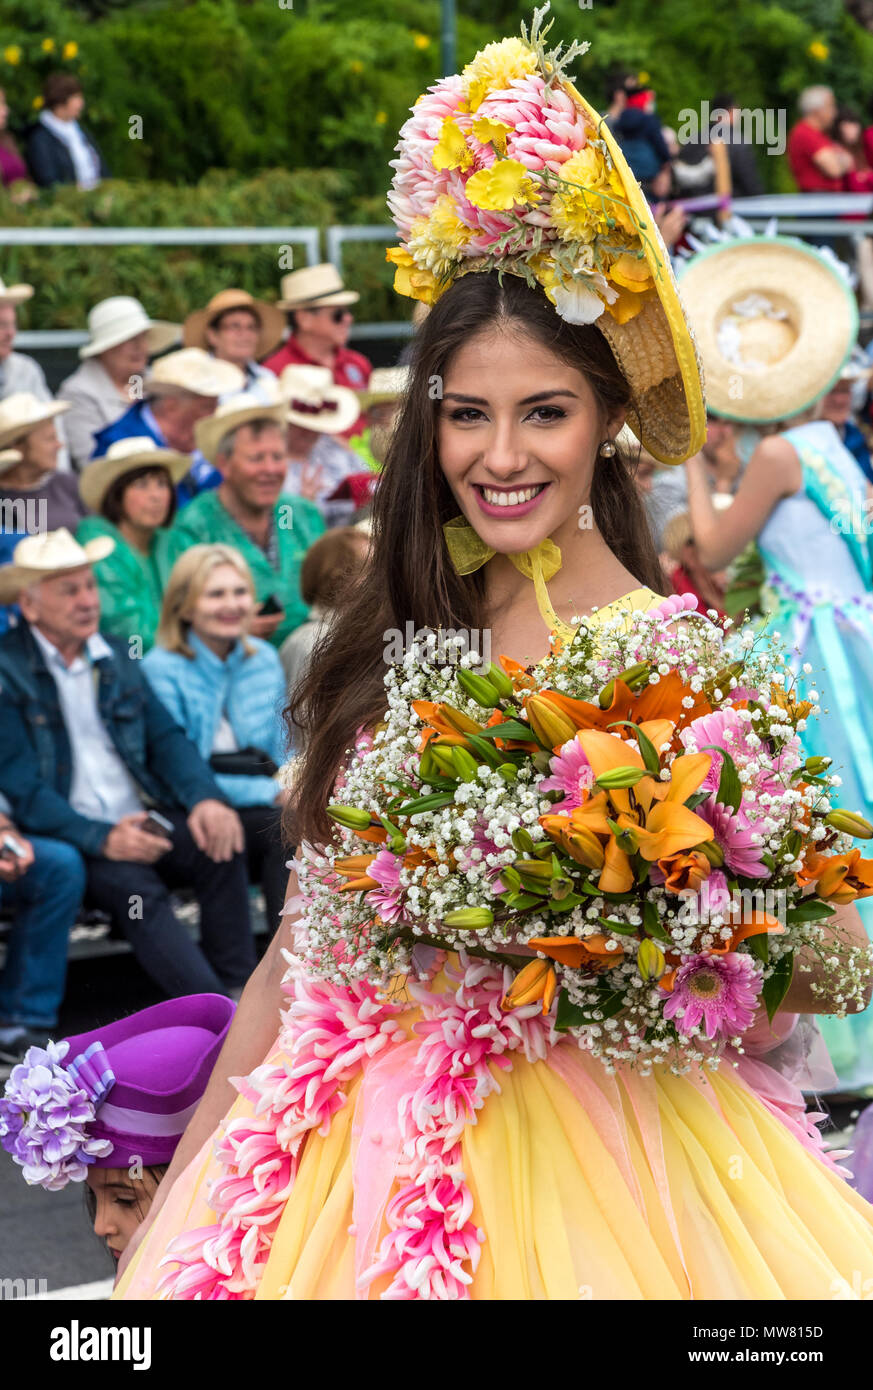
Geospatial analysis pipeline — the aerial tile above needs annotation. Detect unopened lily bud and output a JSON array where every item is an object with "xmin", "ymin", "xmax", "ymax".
[
  {"xmin": 804, "ymin": 755, "xmax": 831, "ymax": 775},
  {"xmin": 326, "ymin": 804, "xmax": 373, "ymax": 831},
  {"xmin": 456, "ymin": 668, "xmax": 500, "ymax": 709},
  {"xmin": 486, "ymin": 662, "xmax": 515, "ymax": 700},
  {"xmin": 699, "ymin": 838, "xmax": 724, "ymax": 866},
  {"xmin": 443, "ymin": 906, "xmax": 495, "ymax": 929},
  {"xmin": 451, "ymin": 746, "xmax": 480, "ymax": 783},
  {"xmin": 511, "ymin": 828, "xmax": 536, "ymax": 856},
  {"xmin": 512, "ymin": 857, "xmax": 554, "ymax": 879},
  {"xmin": 595, "ymin": 765, "xmax": 648, "ymax": 790},
  {"xmin": 825, "ymin": 810, "xmax": 873, "ymax": 840},
  {"xmin": 497, "ymin": 762, "xmax": 518, "ymax": 782},
  {"xmin": 431, "ymin": 744, "xmax": 459, "ymax": 776},
  {"xmin": 525, "ymin": 695, "xmax": 577, "ymax": 749},
  {"xmin": 637, "ymin": 938, "xmax": 666, "ymax": 982},
  {"xmin": 439, "ymin": 703, "xmax": 483, "ymax": 735},
  {"xmin": 501, "ymin": 958, "xmax": 556, "ymax": 1013}
]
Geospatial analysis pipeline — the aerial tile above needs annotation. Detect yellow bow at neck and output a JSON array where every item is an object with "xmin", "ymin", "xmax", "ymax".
[{"xmin": 442, "ymin": 514, "xmax": 577, "ymax": 645}]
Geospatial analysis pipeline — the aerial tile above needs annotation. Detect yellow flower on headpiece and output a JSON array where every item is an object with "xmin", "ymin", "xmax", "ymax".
[
  {"xmin": 471, "ymin": 116, "xmax": 511, "ymax": 155},
  {"xmin": 62, "ymin": 41, "xmax": 78, "ymax": 60},
  {"xmin": 385, "ymin": 246, "xmax": 443, "ymax": 305},
  {"xmin": 432, "ymin": 117, "xmax": 473, "ymax": 171},
  {"xmin": 41, "ymin": 38, "xmax": 56, "ymax": 53},
  {"xmin": 465, "ymin": 159, "xmax": 538, "ymax": 212},
  {"xmin": 807, "ymin": 39, "xmax": 829, "ymax": 61},
  {"xmin": 3, "ymin": 46, "xmax": 21, "ymax": 66},
  {"xmin": 461, "ymin": 37, "xmax": 537, "ymax": 112},
  {"xmin": 609, "ymin": 251, "xmax": 654, "ymax": 294},
  {"xmin": 412, "ymin": 32, "xmax": 431, "ymax": 50}
]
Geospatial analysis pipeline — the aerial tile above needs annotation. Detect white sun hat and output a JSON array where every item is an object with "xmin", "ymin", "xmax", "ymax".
[
  {"xmin": 279, "ymin": 365, "xmax": 361, "ymax": 434},
  {"xmin": 277, "ymin": 263, "xmax": 359, "ymax": 311},
  {"xmin": 79, "ymin": 436, "xmax": 191, "ymax": 514},
  {"xmin": 79, "ymin": 296, "xmax": 180, "ymax": 360},
  {"xmin": 195, "ymin": 393, "xmax": 288, "ymax": 464},
  {"xmin": 0, "ymin": 527, "xmax": 115, "ymax": 604},
  {"xmin": 356, "ymin": 365, "xmax": 410, "ymax": 411},
  {"xmin": 0, "ymin": 392, "xmax": 71, "ymax": 450},
  {"xmin": 144, "ymin": 348, "xmax": 246, "ymax": 400},
  {"xmin": 0, "ymin": 277, "xmax": 34, "ymax": 307}
]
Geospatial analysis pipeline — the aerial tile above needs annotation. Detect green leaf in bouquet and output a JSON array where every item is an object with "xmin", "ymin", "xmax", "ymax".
[
  {"xmin": 555, "ymin": 986, "xmax": 627, "ymax": 1031},
  {"xmin": 785, "ymin": 900, "xmax": 837, "ymax": 924},
  {"xmin": 597, "ymin": 917, "xmax": 640, "ymax": 936},
  {"xmin": 685, "ymin": 791, "xmax": 710, "ymax": 810},
  {"xmin": 708, "ymin": 746, "xmax": 743, "ymax": 813},
  {"xmin": 606, "ymin": 720, "xmax": 661, "ymax": 775},
  {"xmin": 748, "ymin": 932, "xmax": 770, "ymax": 964},
  {"xmin": 393, "ymin": 791, "xmax": 457, "ymax": 817},
  {"xmin": 548, "ymin": 893, "xmax": 587, "ymax": 913},
  {"xmin": 500, "ymin": 891, "xmax": 544, "ymax": 910},
  {"xmin": 465, "ymin": 732, "xmax": 505, "ymax": 769},
  {"xmin": 476, "ymin": 719, "xmax": 536, "ymax": 742},
  {"xmin": 643, "ymin": 900, "xmax": 673, "ymax": 943},
  {"xmin": 762, "ymin": 952, "xmax": 795, "ymax": 1023}
]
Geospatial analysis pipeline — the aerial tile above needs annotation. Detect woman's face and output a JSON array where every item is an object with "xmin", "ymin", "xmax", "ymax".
[
  {"xmin": 437, "ymin": 325, "xmax": 623, "ymax": 555},
  {"xmin": 86, "ymin": 1166, "xmax": 161, "ymax": 1262},
  {"xmin": 22, "ymin": 420, "xmax": 60, "ymax": 474},
  {"xmin": 121, "ymin": 468, "xmax": 173, "ymax": 531},
  {"xmin": 188, "ymin": 561, "xmax": 255, "ymax": 644}
]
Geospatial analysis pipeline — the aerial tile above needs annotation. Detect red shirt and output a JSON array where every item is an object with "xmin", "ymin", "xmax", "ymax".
[
  {"xmin": 787, "ymin": 120, "xmax": 843, "ymax": 193},
  {"xmin": 263, "ymin": 336, "xmax": 372, "ymax": 437}
]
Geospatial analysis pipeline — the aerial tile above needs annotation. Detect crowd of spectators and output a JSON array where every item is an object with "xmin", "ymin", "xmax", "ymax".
[{"xmin": 0, "ymin": 262, "xmax": 406, "ymax": 1066}]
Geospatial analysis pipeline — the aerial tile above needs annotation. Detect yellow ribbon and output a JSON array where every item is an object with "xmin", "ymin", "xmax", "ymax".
[{"xmin": 442, "ymin": 514, "xmax": 577, "ymax": 644}]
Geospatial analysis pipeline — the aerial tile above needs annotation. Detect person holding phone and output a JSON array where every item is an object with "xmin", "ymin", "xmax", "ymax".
[{"xmin": 0, "ymin": 806, "xmax": 86, "ymax": 1067}]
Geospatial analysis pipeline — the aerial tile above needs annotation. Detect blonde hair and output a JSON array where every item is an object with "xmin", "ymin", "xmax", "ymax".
[{"xmin": 156, "ymin": 543, "xmax": 257, "ymax": 658}]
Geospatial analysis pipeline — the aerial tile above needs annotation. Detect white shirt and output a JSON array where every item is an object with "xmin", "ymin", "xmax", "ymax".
[
  {"xmin": 39, "ymin": 110, "xmax": 101, "ymax": 190},
  {"xmin": 283, "ymin": 434, "xmax": 360, "ymax": 501},
  {"xmin": 32, "ymin": 627, "xmax": 144, "ymax": 823},
  {"xmin": 211, "ymin": 713, "xmax": 238, "ymax": 753}
]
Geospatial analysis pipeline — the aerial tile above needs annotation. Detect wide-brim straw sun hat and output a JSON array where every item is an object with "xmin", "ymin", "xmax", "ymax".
[
  {"xmin": 145, "ymin": 347, "xmax": 246, "ymax": 400},
  {"xmin": 0, "ymin": 392, "xmax": 70, "ymax": 450},
  {"xmin": 195, "ymin": 394, "xmax": 288, "ymax": 464},
  {"xmin": 0, "ymin": 277, "xmax": 34, "ymax": 307},
  {"xmin": 0, "ymin": 448, "xmax": 23, "ymax": 476},
  {"xmin": 0, "ymin": 526, "xmax": 115, "ymax": 604},
  {"xmin": 79, "ymin": 296, "xmax": 180, "ymax": 360},
  {"xmin": 676, "ymin": 235, "xmax": 858, "ymax": 423},
  {"xmin": 182, "ymin": 289, "xmax": 287, "ymax": 361},
  {"xmin": 280, "ymin": 364, "xmax": 361, "ymax": 433},
  {"xmin": 79, "ymin": 436, "xmax": 191, "ymax": 514},
  {"xmin": 385, "ymin": 8, "xmax": 705, "ymax": 465},
  {"xmin": 356, "ymin": 365, "xmax": 410, "ymax": 411},
  {"xmin": 277, "ymin": 263, "xmax": 360, "ymax": 311}
]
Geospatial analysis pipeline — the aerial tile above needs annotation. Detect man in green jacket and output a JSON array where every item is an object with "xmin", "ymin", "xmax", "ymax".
[{"xmin": 170, "ymin": 398, "xmax": 325, "ymax": 647}]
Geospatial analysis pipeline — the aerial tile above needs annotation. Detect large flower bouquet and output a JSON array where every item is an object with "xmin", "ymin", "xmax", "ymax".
[{"xmin": 297, "ymin": 595, "xmax": 873, "ymax": 1076}]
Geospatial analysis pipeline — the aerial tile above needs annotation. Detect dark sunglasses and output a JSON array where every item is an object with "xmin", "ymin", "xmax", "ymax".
[{"xmin": 329, "ymin": 307, "xmax": 352, "ymax": 323}]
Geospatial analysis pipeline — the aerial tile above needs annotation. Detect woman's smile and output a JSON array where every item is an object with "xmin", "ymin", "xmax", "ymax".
[{"xmin": 472, "ymin": 481, "xmax": 552, "ymax": 517}]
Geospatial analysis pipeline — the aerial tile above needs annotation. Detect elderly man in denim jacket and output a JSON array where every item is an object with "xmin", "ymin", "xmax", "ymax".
[{"xmin": 0, "ymin": 529, "xmax": 257, "ymax": 1001}]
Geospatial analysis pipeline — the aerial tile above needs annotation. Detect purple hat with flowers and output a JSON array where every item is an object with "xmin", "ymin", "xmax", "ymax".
[{"xmin": 0, "ymin": 994, "xmax": 234, "ymax": 1190}]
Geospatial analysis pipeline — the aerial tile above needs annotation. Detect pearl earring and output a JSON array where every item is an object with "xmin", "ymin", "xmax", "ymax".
[{"xmin": 599, "ymin": 439, "xmax": 616, "ymax": 457}]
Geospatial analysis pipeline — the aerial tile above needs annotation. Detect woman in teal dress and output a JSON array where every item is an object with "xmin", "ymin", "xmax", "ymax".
[
  {"xmin": 77, "ymin": 436, "xmax": 190, "ymax": 652},
  {"xmin": 679, "ymin": 234, "xmax": 873, "ymax": 1093}
]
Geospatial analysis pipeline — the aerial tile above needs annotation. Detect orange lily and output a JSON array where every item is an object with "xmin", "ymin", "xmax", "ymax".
[
  {"xmin": 497, "ymin": 654, "xmax": 536, "ymax": 692},
  {"xmin": 796, "ymin": 847, "xmax": 873, "ymax": 904},
  {"xmin": 531, "ymin": 673, "xmax": 711, "ymax": 737},
  {"xmin": 338, "ymin": 875, "xmax": 380, "ymax": 893},
  {"xmin": 501, "ymin": 958, "xmax": 557, "ymax": 1013},
  {"xmin": 334, "ymin": 853, "xmax": 378, "ymax": 879},
  {"xmin": 770, "ymin": 682, "xmax": 814, "ymax": 723},
  {"xmin": 656, "ymin": 849, "xmax": 712, "ymax": 894},
  {"xmin": 527, "ymin": 933, "xmax": 624, "ymax": 971}
]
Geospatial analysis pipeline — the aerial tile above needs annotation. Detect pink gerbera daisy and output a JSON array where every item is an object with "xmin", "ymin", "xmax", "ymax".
[
  {"xmin": 697, "ymin": 798, "xmax": 770, "ymax": 879},
  {"xmin": 367, "ymin": 849, "xmax": 410, "ymax": 925},
  {"xmin": 540, "ymin": 735, "xmax": 595, "ymax": 810},
  {"xmin": 661, "ymin": 952, "xmax": 762, "ymax": 1040}
]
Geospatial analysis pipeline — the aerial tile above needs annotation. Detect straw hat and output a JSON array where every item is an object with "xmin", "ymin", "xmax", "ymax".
[
  {"xmin": 0, "ymin": 527, "xmax": 115, "ymax": 604},
  {"xmin": 277, "ymin": 263, "xmax": 359, "ymax": 311},
  {"xmin": 182, "ymin": 289, "xmax": 286, "ymax": 361},
  {"xmin": 677, "ymin": 236, "xmax": 858, "ymax": 423},
  {"xmin": 79, "ymin": 436, "xmax": 191, "ymax": 513},
  {"xmin": 145, "ymin": 348, "xmax": 246, "ymax": 400},
  {"xmin": 79, "ymin": 296, "xmax": 180, "ymax": 361},
  {"xmin": 279, "ymin": 365, "xmax": 361, "ymax": 434},
  {"xmin": 195, "ymin": 393, "xmax": 287, "ymax": 464},
  {"xmin": 0, "ymin": 392, "xmax": 70, "ymax": 450},
  {"xmin": 0, "ymin": 277, "xmax": 33, "ymax": 307},
  {"xmin": 356, "ymin": 365, "xmax": 410, "ymax": 411}
]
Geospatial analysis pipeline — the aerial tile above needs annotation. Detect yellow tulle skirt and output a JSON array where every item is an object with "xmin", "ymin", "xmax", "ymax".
[{"xmin": 115, "ymin": 962, "xmax": 873, "ymax": 1301}]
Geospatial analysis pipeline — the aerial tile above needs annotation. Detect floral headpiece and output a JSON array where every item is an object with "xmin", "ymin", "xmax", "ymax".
[
  {"xmin": 386, "ymin": 4, "xmax": 705, "ymax": 466},
  {"xmin": 0, "ymin": 1040, "xmax": 115, "ymax": 1191}
]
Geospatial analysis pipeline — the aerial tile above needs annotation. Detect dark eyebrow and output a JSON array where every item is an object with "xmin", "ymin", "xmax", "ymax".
[
  {"xmin": 105, "ymin": 1183, "xmax": 137, "ymax": 1194},
  {"xmin": 442, "ymin": 390, "xmax": 579, "ymax": 406}
]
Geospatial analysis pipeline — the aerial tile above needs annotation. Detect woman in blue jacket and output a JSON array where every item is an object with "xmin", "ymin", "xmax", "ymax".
[{"xmin": 144, "ymin": 544, "xmax": 291, "ymax": 936}]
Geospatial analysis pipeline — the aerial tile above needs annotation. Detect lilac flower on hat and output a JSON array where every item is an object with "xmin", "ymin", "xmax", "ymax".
[{"xmin": 0, "ymin": 1040, "xmax": 114, "ymax": 1191}]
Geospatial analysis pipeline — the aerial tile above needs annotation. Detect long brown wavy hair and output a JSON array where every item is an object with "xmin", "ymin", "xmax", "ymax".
[{"xmin": 287, "ymin": 270, "xmax": 663, "ymax": 848}]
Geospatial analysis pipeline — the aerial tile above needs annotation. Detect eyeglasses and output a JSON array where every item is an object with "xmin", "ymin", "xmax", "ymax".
[{"xmin": 330, "ymin": 308, "xmax": 352, "ymax": 324}]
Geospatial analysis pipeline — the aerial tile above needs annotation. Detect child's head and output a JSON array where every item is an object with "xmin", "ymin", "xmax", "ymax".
[{"xmin": 84, "ymin": 1163, "xmax": 168, "ymax": 1262}]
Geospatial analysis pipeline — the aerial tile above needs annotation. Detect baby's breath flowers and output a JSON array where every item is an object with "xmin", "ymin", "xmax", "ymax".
[{"xmin": 295, "ymin": 596, "xmax": 873, "ymax": 1075}]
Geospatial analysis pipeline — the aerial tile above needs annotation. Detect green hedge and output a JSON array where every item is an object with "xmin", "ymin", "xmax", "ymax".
[
  {"xmin": 2, "ymin": 0, "xmax": 872, "ymax": 197},
  {"xmin": 1, "ymin": 169, "xmax": 405, "ymax": 329}
]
